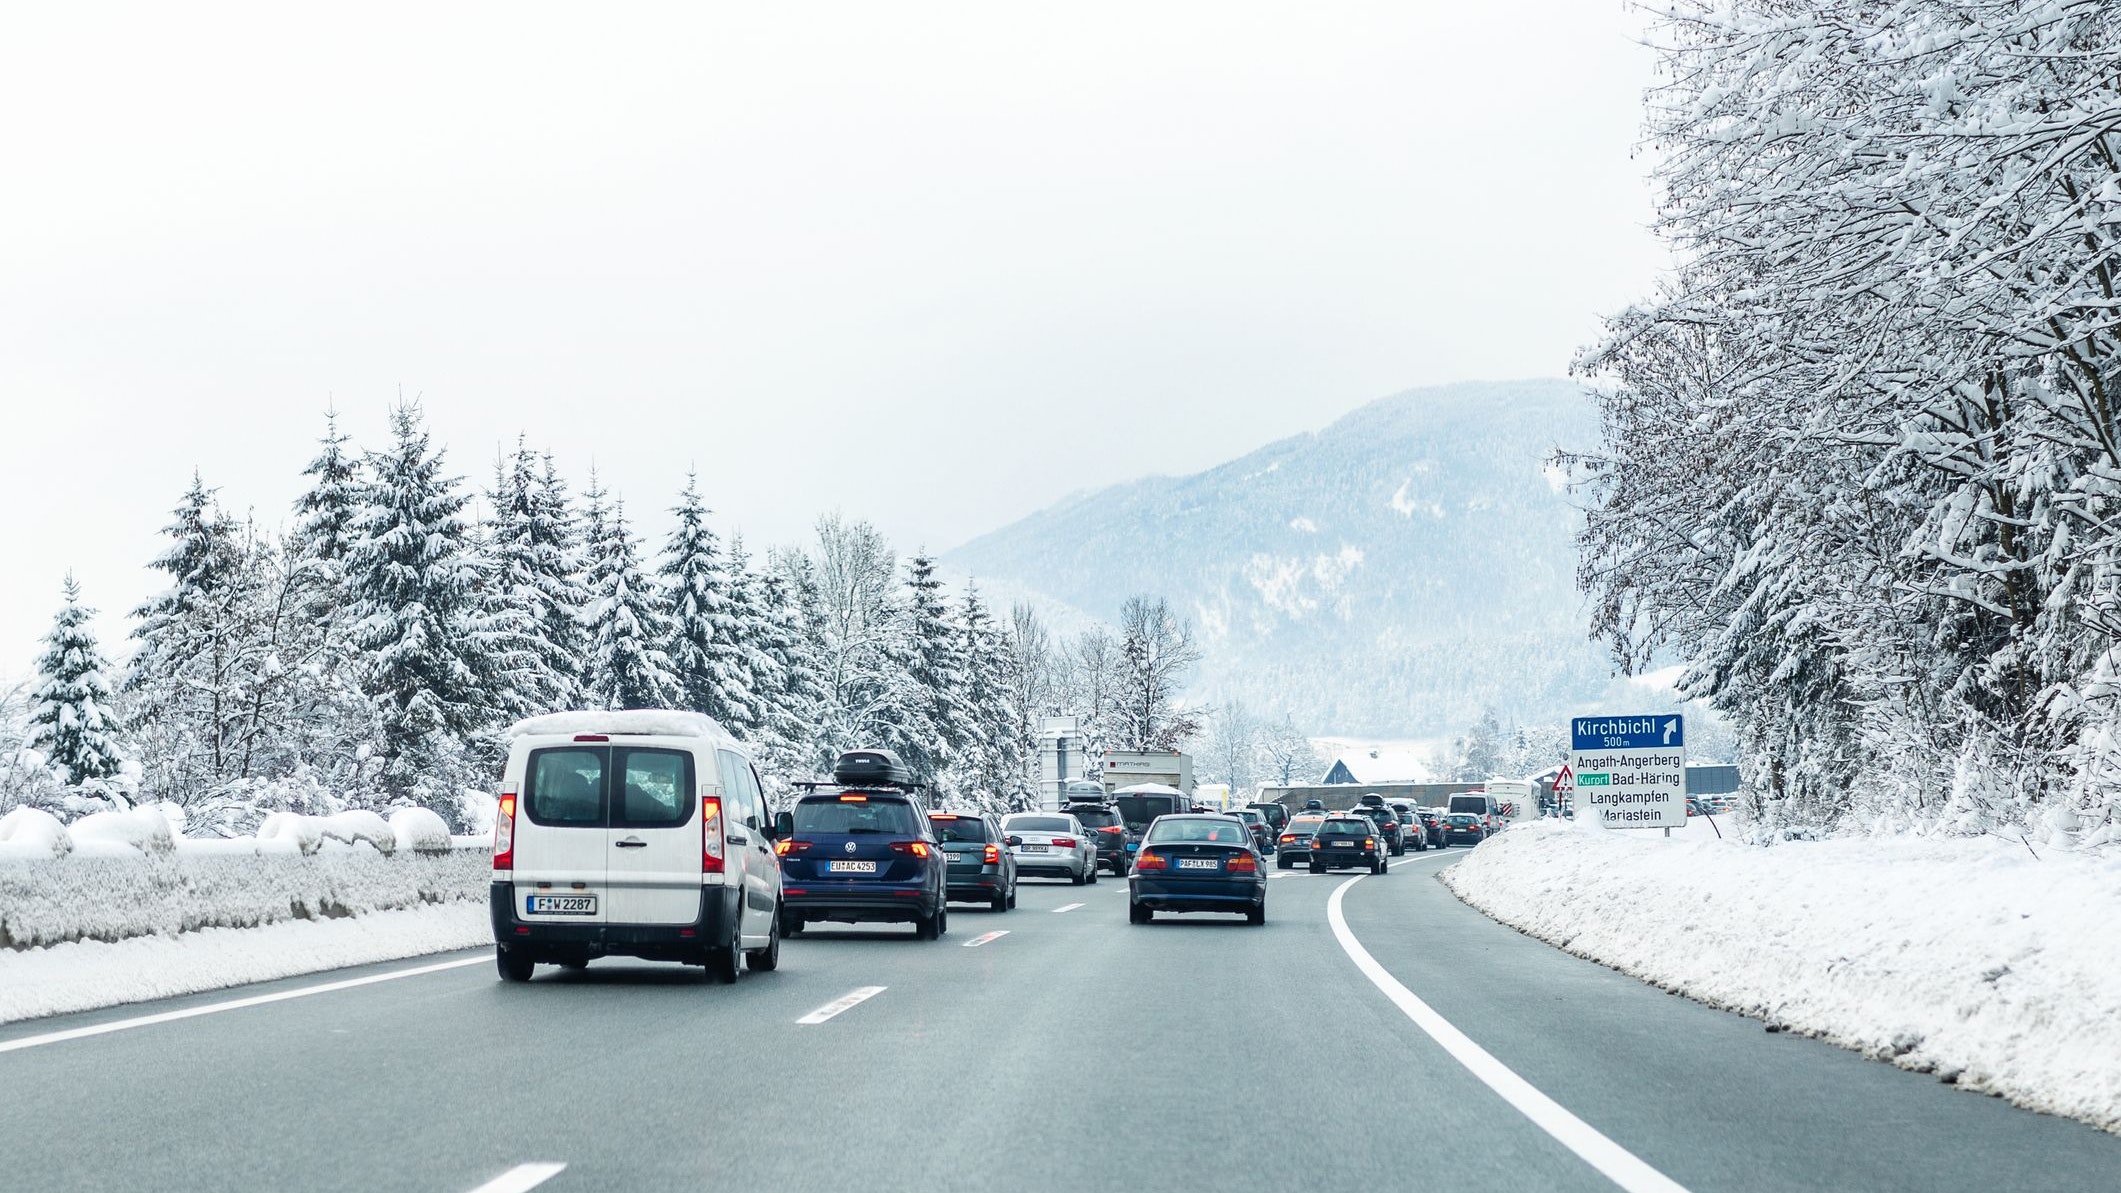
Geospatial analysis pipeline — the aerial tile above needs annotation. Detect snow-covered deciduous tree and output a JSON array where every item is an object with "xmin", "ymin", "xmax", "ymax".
[
  {"xmin": 1112, "ymin": 596, "xmax": 1202, "ymax": 752},
  {"xmin": 1199, "ymin": 700, "xmax": 1260, "ymax": 794},
  {"xmin": 30, "ymin": 576, "xmax": 125, "ymax": 786},
  {"xmin": 1256, "ymin": 714, "xmax": 1322, "ymax": 785},
  {"xmin": 581, "ymin": 494, "xmax": 680, "ymax": 712},
  {"xmin": 1573, "ymin": 0, "xmax": 2121, "ymax": 841}
]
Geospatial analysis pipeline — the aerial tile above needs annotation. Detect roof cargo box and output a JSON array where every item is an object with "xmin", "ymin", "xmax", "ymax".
[{"xmin": 831, "ymin": 748, "xmax": 921, "ymax": 790}]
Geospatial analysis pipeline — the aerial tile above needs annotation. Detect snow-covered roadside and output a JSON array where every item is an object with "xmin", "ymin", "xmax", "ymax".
[
  {"xmin": 1443, "ymin": 820, "xmax": 2121, "ymax": 1134},
  {"xmin": 0, "ymin": 901, "xmax": 490, "ymax": 1024}
]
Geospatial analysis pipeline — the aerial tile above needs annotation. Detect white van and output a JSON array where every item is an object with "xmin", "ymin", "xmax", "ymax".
[{"xmin": 490, "ymin": 710, "xmax": 782, "ymax": 984}]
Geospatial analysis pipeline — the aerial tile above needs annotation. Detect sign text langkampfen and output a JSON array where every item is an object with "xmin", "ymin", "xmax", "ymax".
[{"xmin": 1568, "ymin": 714, "xmax": 1685, "ymax": 829}]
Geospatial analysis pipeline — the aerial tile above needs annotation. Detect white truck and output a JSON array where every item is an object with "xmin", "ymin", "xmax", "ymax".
[{"xmin": 1099, "ymin": 749, "xmax": 1195, "ymax": 798}]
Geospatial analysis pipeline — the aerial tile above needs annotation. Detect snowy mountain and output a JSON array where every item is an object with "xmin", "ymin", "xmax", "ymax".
[{"xmin": 944, "ymin": 379, "xmax": 1615, "ymax": 737}]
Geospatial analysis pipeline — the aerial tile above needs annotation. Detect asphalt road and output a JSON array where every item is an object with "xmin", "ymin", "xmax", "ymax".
[{"xmin": 3, "ymin": 849, "xmax": 2118, "ymax": 1192}]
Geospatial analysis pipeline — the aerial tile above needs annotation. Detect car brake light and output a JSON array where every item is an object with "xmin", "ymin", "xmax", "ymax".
[
  {"xmin": 1134, "ymin": 851, "xmax": 1169, "ymax": 871},
  {"xmin": 492, "ymin": 794, "xmax": 516, "ymax": 869},
  {"xmin": 1102, "ymin": 826, "xmax": 1124, "ymax": 834},
  {"xmin": 983, "ymin": 843, "xmax": 1001, "ymax": 864},
  {"xmin": 838, "ymin": 793, "xmax": 868, "ymax": 802},
  {"xmin": 1365, "ymin": 838, "xmax": 1376, "ymax": 848},
  {"xmin": 1226, "ymin": 854, "xmax": 1258, "ymax": 873},
  {"xmin": 1051, "ymin": 836, "xmax": 1077, "ymax": 848},
  {"xmin": 573, "ymin": 734, "xmax": 609, "ymax": 742},
  {"xmin": 889, "ymin": 841, "xmax": 932, "ymax": 858},
  {"xmin": 701, "ymin": 796, "xmax": 725, "ymax": 873},
  {"xmin": 776, "ymin": 838, "xmax": 812, "ymax": 858},
  {"xmin": 1278, "ymin": 834, "xmax": 1296, "ymax": 843}
]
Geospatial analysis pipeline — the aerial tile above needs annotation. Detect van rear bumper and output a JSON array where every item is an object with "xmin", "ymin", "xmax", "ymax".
[{"xmin": 491, "ymin": 882, "xmax": 740, "ymax": 963}]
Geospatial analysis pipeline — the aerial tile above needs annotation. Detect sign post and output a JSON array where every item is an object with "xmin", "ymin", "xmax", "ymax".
[{"xmin": 1568, "ymin": 715, "xmax": 1686, "ymax": 830}]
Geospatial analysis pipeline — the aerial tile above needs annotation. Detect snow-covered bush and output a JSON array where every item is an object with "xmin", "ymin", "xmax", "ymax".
[
  {"xmin": 0, "ymin": 807, "xmax": 70, "ymax": 858},
  {"xmin": 68, "ymin": 805, "xmax": 174, "ymax": 855},
  {"xmin": 258, "ymin": 809, "xmax": 396, "ymax": 855},
  {"xmin": 389, "ymin": 806, "xmax": 452, "ymax": 853}
]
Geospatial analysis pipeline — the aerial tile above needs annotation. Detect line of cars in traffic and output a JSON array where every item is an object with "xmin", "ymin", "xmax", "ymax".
[{"xmin": 487, "ymin": 711, "xmax": 1513, "ymax": 983}]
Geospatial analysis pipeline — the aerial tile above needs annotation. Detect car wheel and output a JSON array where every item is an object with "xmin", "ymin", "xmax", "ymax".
[
  {"xmin": 1276, "ymin": 854, "xmax": 1291, "ymax": 870},
  {"xmin": 1007, "ymin": 886, "xmax": 1018, "ymax": 910},
  {"xmin": 707, "ymin": 943, "xmax": 741, "ymax": 984},
  {"xmin": 990, "ymin": 889, "xmax": 1008, "ymax": 912},
  {"xmin": 1129, "ymin": 901, "xmax": 1152, "ymax": 924},
  {"xmin": 1309, "ymin": 862, "xmax": 1325, "ymax": 874},
  {"xmin": 1087, "ymin": 863, "xmax": 1099, "ymax": 885},
  {"xmin": 937, "ymin": 908, "xmax": 949, "ymax": 937},
  {"xmin": 496, "ymin": 946, "xmax": 535, "ymax": 983},
  {"xmin": 1070, "ymin": 865, "xmax": 1086, "ymax": 886},
  {"xmin": 915, "ymin": 909, "xmax": 939, "ymax": 940},
  {"xmin": 1247, "ymin": 905, "xmax": 1265, "ymax": 926},
  {"xmin": 747, "ymin": 912, "xmax": 781, "ymax": 972}
]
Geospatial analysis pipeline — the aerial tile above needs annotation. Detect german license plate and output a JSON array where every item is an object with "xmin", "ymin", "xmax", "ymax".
[
  {"xmin": 826, "ymin": 860, "xmax": 878, "ymax": 874},
  {"xmin": 1022, "ymin": 844, "xmax": 1049, "ymax": 852},
  {"xmin": 1177, "ymin": 858, "xmax": 1218, "ymax": 870},
  {"xmin": 526, "ymin": 894, "xmax": 596, "ymax": 915}
]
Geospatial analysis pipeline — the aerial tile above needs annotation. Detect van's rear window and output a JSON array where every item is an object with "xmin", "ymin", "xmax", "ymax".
[
  {"xmin": 793, "ymin": 797, "xmax": 922, "ymax": 836},
  {"xmin": 527, "ymin": 749, "xmax": 605, "ymax": 825}
]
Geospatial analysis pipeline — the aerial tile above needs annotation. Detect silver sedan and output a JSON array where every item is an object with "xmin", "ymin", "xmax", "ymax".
[{"xmin": 1000, "ymin": 812, "xmax": 1101, "ymax": 885}]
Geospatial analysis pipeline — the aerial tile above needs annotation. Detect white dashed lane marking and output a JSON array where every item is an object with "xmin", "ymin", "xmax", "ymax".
[
  {"xmin": 464, "ymin": 1162, "xmax": 567, "ymax": 1193},
  {"xmin": 796, "ymin": 986, "xmax": 887, "ymax": 1025},
  {"xmin": 1052, "ymin": 902, "xmax": 1085, "ymax": 914},
  {"xmin": 962, "ymin": 930, "xmax": 1009, "ymax": 948}
]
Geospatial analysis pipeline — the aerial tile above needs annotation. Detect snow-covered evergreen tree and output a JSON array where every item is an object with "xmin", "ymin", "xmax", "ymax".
[
  {"xmin": 293, "ymin": 409, "xmax": 361, "ymax": 563},
  {"xmin": 659, "ymin": 472, "xmax": 742, "ymax": 724},
  {"xmin": 486, "ymin": 439, "xmax": 585, "ymax": 712},
  {"xmin": 582, "ymin": 495, "xmax": 680, "ymax": 711},
  {"xmin": 753, "ymin": 556, "xmax": 830, "ymax": 796},
  {"xmin": 343, "ymin": 403, "xmax": 500, "ymax": 798},
  {"xmin": 30, "ymin": 576, "xmax": 124, "ymax": 785},
  {"xmin": 897, "ymin": 551, "xmax": 970, "ymax": 790}
]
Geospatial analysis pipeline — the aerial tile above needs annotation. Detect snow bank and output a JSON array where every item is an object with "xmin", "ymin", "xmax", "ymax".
[
  {"xmin": 0, "ymin": 902, "xmax": 490, "ymax": 1024},
  {"xmin": 1444, "ymin": 820, "xmax": 2121, "ymax": 1134},
  {"xmin": 0, "ymin": 836, "xmax": 490, "ymax": 951}
]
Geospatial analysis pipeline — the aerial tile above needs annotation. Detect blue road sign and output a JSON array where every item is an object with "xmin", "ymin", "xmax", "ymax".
[{"xmin": 1571, "ymin": 715, "xmax": 1684, "ymax": 752}]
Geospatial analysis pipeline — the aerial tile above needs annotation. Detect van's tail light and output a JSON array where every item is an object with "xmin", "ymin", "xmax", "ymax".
[
  {"xmin": 493, "ymin": 794, "xmax": 517, "ymax": 870},
  {"xmin": 1134, "ymin": 851, "xmax": 1169, "ymax": 871},
  {"xmin": 1226, "ymin": 853, "xmax": 1258, "ymax": 873},
  {"xmin": 889, "ymin": 840, "xmax": 932, "ymax": 858},
  {"xmin": 776, "ymin": 839, "xmax": 812, "ymax": 858},
  {"xmin": 701, "ymin": 796, "xmax": 725, "ymax": 874},
  {"xmin": 983, "ymin": 843, "xmax": 1001, "ymax": 864},
  {"xmin": 1051, "ymin": 836, "xmax": 1078, "ymax": 848}
]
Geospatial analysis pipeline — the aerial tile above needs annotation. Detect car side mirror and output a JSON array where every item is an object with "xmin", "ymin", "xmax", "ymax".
[
  {"xmin": 1006, "ymin": 835, "xmax": 1022, "ymax": 847},
  {"xmin": 774, "ymin": 811, "xmax": 794, "ymax": 839}
]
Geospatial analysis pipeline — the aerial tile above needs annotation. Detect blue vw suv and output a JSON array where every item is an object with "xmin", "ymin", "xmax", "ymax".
[{"xmin": 773, "ymin": 750, "xmax": 949, "ymax": 940}]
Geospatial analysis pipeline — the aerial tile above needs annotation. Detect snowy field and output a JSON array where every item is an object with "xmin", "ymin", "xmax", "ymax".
[{"xmin": 1445, "ymin": 818, "xmax": 2121, "ymax": 1134}]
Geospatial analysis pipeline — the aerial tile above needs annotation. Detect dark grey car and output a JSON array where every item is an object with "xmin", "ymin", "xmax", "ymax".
[
  {"xmin": 931, "ymin": 811, "xmax": 1018, "ymax": 911},
  {"xmin": 1066, "ymin": 801, "xmax": 1131, "ymax": 875}
]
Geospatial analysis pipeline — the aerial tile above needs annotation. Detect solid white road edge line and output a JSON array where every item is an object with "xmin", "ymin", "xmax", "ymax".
[
  {"xmin": 797, "ymin": 985, "xmax": 887, "ymax": 1025},
  {"xmin": 0, "ymin": 954, "xmax": 491, "ymax": 1055},
  {"xmin": 465, "ymin": 1162, "xmax": 567, "ymax": 1193},
  {"xmin": 1052, "ymin": 902, "xmax": 1085, "ymax": 913},
  {"xmin": 963, "ymin": 930, "xmax": 1009, "ymax": 948},
  {"xmin": 1326, "ymin": 877, "xmax": 1692, "ymax": 1193}
]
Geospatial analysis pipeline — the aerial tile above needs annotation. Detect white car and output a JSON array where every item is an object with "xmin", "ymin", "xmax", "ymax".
[
  {"xmin": 490, "ymin": 710, "xmax": 783, "ymax": 983},
  {"xmin": 1001, "ymin": 812, "xmax": 1100, "ymax": 885}
]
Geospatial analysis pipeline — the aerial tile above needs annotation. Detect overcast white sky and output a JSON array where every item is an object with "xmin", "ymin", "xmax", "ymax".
[{"xmin": 0, "ymin": 1, "xmax": 1663, "ymax": 668}]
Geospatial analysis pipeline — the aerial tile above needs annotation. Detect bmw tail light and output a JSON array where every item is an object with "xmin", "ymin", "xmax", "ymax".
[
  {"xmin": 1134, "ymin": 851, "xmax": 1169, "ymax": 871},
  {"xmin": 493, "ymin": 794, "xmax": 517, "ymax": 870},
  {"xmin": 1279, "ymin": 834, "xmax": 1296, "ymax": 843},
  {"xmin": 701, "ymin": 797, "xmax": 725, "ymax": 873},
  {"xmin": 1226, "ymin": 853, "xmax": 1258, "ymax": 873}
]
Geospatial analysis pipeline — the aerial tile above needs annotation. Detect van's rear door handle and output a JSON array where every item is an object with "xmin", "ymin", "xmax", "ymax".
[
  {"xmin": 728, "ymin": 832, "xmax": 749, "ymax": 845},
  {"xmin": 614, "ymin": 839, "xmax": 648, "ymax": 849}
]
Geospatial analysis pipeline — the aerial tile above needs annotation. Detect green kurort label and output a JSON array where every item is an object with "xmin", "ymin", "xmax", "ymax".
[{"xmin": 1575, "ymin": 773, "xmax": 1612, "ymax": 786}]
